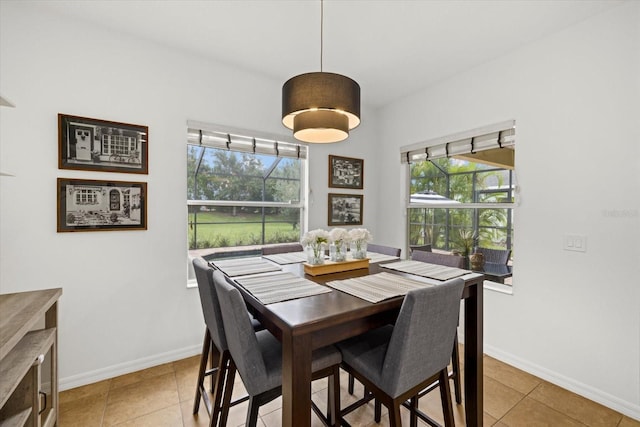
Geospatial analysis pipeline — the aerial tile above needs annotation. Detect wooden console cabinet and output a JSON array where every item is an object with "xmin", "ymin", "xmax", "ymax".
[{"xmin": 0, "ymin": 288, "xmax": 62, "ymax": 427}]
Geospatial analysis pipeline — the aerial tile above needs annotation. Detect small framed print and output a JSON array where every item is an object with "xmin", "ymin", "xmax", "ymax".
[
  {"xmin": 328, "ymin": 193, "xmax": 363, "ymax": 226},
  {"xmin": 329, "ymin": 155, "xmax": 363, "ymax": 189},
  {"xmin": 58, "ymin": 114, "xmax": 148, "ymax": 174},
  {"xmin": 57, "ymin": 178, "xmax": 147, "ymax": 232}
]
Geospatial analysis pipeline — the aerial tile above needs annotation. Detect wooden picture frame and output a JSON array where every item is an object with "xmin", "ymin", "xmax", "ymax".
[
  {"xmin": 328, "ymin": 193, "xmax": 363, "ymax": 226},
  {"xmin": 328, "ymin": 155, "xmax": 363, "ymax": 189},
  {"xmin": 57, "ymin": 178, "xmax": 147, "ymax": 232},
  {"xmin": 58, "ymin": 114, "xmax": 148, "ymax": 174}
]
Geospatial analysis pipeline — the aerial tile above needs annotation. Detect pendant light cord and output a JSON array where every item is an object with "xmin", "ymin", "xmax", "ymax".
[{"xmin": 320, "ymin": 0, "xmax": 324, "ymax": 72}]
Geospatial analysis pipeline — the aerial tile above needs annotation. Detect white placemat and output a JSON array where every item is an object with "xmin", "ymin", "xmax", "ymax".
[
  {"xmin": 325, "ymin": 272, "xmax": 429, "ymax": 303},
  {"xmin": 234, "ymin": 271, "xmax": 331, "ymax": 304},
  {"xmin": 211, "ymin": 257, "xmax": 281, "ymax": 277},
  {"xmin": 380, "ymin": 260, "xmax": 469, "ymax": 281},
  {"xmin": 262, "ymin": 251, "xmax": 308, "ymax": 265},
  {"xmin": 366, "ymin": 252, "xmax": 401, "ymax": 264}
]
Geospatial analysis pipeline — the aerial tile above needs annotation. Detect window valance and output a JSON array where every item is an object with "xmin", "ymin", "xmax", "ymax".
[
  {"xmin": 400, "ymin": 120, "xmax": 515, "ymax": 164},
  {"xmin": 187, "ymin": 120, "xmax": 308, "ymax": 160}
]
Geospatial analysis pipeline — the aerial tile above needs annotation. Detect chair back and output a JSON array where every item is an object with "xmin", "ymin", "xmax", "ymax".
[
  {"xmin": 474, "ymin": 247, "xmax": 511, "ymax": 265},
  {"xmin": 213, "ymin": 274, "xmax": 269, "ymax": 396},
  {"xmin": 367, "ymin": 243, "xmax": 401, "ymax": 257},
  {"xmin": 379, "ymin": 278, "xmax": 465, "ymax": 398},
  {"xmin": 193, "ymin": 258, "xmax": 228, "ymax": 352},
  {"xmin": 411, "ymin": 250, "xmax": 465, "ymax": 268},
  {"xmin": 262, "ymin": 243, "xmax": 304, "ymax": 255},
  {"xmin": 409, "ymin": 244, "xmax": 432, "ymax": 254}
]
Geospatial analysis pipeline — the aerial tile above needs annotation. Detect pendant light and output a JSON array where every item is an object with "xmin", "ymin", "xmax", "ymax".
[{"xmin": 282, "ymin": 0, "xmax": 360, "ymax": 143}]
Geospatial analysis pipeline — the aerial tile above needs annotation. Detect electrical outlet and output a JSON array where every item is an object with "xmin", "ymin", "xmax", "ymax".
[{"xmin": 564, "ymin": 234, "xmax": 587, "ymax": 252}]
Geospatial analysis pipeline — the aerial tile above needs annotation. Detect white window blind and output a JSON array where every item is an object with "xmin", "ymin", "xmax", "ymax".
[
  {"xmin": 400, "ymin": 120, "xmax": 515, "ymax": 164},
  {"xmin": 187, "ymin": 120, "xmax": 307, "ymax": 160}
]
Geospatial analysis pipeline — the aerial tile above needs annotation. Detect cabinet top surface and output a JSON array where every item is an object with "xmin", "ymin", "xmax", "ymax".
[{"xmin": 0, "ymin": 288, "xmax": 62, "ymax": 361}]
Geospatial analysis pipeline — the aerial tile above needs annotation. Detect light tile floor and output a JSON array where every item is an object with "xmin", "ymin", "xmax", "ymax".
[{"xmin": 59, "ymin": 352, "xmax": 640, "ymax": 427}]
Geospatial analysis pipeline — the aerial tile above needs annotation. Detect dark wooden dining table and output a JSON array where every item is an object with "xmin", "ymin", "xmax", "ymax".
[{"xmin": 227, "ymin": 261, "xmax": 484, "ymax": 427}]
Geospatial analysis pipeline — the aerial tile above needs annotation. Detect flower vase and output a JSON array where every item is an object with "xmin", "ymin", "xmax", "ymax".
[
  {"xmin": 330, "ymin": 242, "xmax": 347, "ymax": 262},
  {"xmin": 306, "ymin": 243, "xmax": 325, "ymax": 265},
  {"xmin": 350, "ymin": 241, "xmax": 368, "ymax": 259}
]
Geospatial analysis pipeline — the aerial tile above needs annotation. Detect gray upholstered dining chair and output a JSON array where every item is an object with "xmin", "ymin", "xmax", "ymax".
[
  {"xmin": 337, "ymin": 278, "xmax": 465, "ymax": 427},
  {"xmin": 410, "ymin": 249, "xmax": 465, "ymax": 404},
  {"xmin": 346, "ymin": 242, "xmax": 402, "ymax": 394},
  {"xmin": 261, "ymin": 243, "xmax": 304, "ymax": 255},
  {"xmin": 367, "ymin": 243, "xmax": 402, "ymax": 257},
  {"xmin": 192, "ymin": 258, "xmax": 261, "ymax": 427},
  {"xmin": 214, "ymin": 272, "xmax": 343, "ymax": 427},
  {"xmin": 411, "ymin": 250, "xmax": 465, "ymax": 268},
  {"xmin": 474, "ymin": 247, "xmax": 511, "ymax": 265},
  {"xmin": 409, "ymin": 244, "xmax": 432, "ymax": 255}
]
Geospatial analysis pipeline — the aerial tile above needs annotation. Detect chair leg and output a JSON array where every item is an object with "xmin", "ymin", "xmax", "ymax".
[
  {"xmin": 439, "ymin": 368, "xmax": 455, "ymax": 427},
  {"xmin": 246, "ymin": 396, "xmax": 261, "ymax": 427},
  {"xmin": 193, "ymin": 328, "xmax": 211, "ymax": 414},
  {"xmin": 374, "ymin": 399, "xmax": 382, "ymax": 423},
  {"xmin": 218, "ymin": 358, "xmax": 236, "ymax": 427},
  {"xmin": 209, "ymin": 350, "xmax": 231, "ymax": 427},
  {"xmin": 348, "ymin": 372, "xmax": 355, "ymax": 395},
  {"xmin": 326, "ymin": 366, "xmax": 342, "ymax": 427},
  {"xmin": 389, "ymin": 402, "xmax": 402, "ymax": 427},
  {"xmin": 210, "ymin": 340, "xmax": 215, "ymax": 393},
  {"xmin": 451, "ymin": 332, "xmax": 462, "ymax": 404},
  {"xmin": 410, "ymin": 395, "xmax": 418, "ymax": 427}
]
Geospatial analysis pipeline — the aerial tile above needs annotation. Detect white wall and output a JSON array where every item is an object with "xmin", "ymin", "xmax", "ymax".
[
  {"xmin": 2, "ymin": 0, "xmax": 638, "ymax": 419},
  {"xmin": 0, "ymin": 2, "xmax": 378, "ymax": 389},
  {"xmin": 377, "ymin": 2, "xmax": 640, "ymax": 418}
]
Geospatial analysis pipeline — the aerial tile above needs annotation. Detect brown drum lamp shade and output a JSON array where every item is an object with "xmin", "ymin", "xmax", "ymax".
[{"xmin": 282, "ymin": 71, "xmax": 360, "ymax": 143}]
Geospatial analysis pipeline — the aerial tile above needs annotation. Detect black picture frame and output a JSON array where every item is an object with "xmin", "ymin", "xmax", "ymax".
[
  {"xmin": 328, "ymin": 155, "xmax": 363, "ymax": 189},
  {"xmin": 57, "ymin": 178, "xmax": 147, "ymax": 232},
  {"xmin": 328, "ymin": 193, "xmax": 363, "ymax": 226},
  {"xmin": 58, "ymin": 114, "xmax": 148, "ymax": 174}
]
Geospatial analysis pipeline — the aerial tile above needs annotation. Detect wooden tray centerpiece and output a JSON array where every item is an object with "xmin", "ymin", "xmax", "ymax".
[{"xmin": 303, "ymin": 258, "xmax": 370, "ymax": 276}]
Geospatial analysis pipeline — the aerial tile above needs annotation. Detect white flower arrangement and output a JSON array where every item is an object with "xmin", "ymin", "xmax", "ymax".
[
  {"xmin": 348, "ymin": 228, "xmax": 372, "ymax": 244},
  {"xmin": 329, "ymin": 228, "xmax": 350, "ymax": 245},
  {"xmin": 300, "ymin": 228, "xmax": 329, "ymax": 247},
  {"xmin": 301, "ymin": 229, "xmax": 330, "ymax": 265},
  {"xmin": 348, "ymin": 228, "xmax": 372, "ymax": 259}
]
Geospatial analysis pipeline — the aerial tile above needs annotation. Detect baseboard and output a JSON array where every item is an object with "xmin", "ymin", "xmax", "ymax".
[
  {"xmin": 59, "ymin": 344, "xmax": 201, "ymax": 391},
  {"xmin": 484, "ymin": 344, "xmax": 640, "ymax": 420}
]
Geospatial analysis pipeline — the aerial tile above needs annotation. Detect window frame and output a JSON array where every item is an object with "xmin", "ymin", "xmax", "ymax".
[{"xmin": 186, "ymin": 123, "xmax": 307, "ymax": 255}]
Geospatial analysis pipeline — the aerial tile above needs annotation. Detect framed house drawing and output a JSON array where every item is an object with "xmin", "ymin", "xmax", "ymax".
[{"xmin": 58, "ymin": 114, "xmax": 148, "ymax": 174}]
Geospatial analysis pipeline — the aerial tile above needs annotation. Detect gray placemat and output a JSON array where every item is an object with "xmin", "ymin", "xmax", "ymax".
[
  {"xmin": 325, "ymin": 272, "xmax": 429, "ymax": 303},
  {"xmin": 234, "ymin": 271, "xmax": 331, "ymax": 304},
  {"xmin": 380, "ymin": 260, "xmax": 469, "ymax": 281},
  {"xmin": 211, "ymin": 257, "xmax": 282, "ymax": 277}
]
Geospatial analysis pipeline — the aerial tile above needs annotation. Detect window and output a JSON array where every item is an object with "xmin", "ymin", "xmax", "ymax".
[
  {"xmin": 186, "ymin": 123, "xmax": 307, "ymax": 252},
  {"xmin": 402, "ymin": 121, "xmax": 515, "ymax": 286},
  {"xmin": 75, "ymin": 188, "xmax": 98, "ymax": 205},
  {"xmin": 102, "ymin": 134, "xmax": 137, "ymax": 155}
]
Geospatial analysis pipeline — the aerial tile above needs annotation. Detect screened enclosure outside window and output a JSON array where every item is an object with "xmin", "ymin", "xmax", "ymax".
[
  {"xmin": 187, "ymin": 124, "xmax": 306, "ymax": 251},
  {"xmin": 409, "ymin": 158, "xmax": 515, "ymax": 255},
  {"xmin": 404, "ymin": 121, "xmax": 516, "ymax": 268}
]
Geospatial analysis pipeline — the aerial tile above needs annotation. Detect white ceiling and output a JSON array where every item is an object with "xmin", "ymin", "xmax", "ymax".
[{"xmin": 37, "ymin": 0, "xmax": 622, "ymax": 108}]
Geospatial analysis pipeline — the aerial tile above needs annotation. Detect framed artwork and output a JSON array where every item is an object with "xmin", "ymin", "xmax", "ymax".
[
  {"xmin": 328, "ymin": 193, "xmax": 363, "ymax": 226},
  {"xmin": 57, "ymin": 178, "xmax": 147, "ymax": 232},
  {"xmin": 58, "ymin": 114, "xmax": 148, "ymax": 174},
  {"xmin": 328, "ymin": 155, "xmax": 363, "ymax": 189}
]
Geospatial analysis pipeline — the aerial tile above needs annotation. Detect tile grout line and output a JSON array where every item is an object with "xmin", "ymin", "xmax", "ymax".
[{"xmin": 526, "ymin": 381, "xmax": 622, "ymax": 427}]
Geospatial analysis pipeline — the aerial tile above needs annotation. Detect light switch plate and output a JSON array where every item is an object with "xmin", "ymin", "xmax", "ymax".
[{"xmin": 564, "ymin": 234, "xmax": 587, "ymax": 252}]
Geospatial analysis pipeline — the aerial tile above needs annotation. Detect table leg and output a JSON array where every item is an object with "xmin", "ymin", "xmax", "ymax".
[
  {"xmin": 282, "ymin": 333, "xmax": 312, "ymax": 427},
  {"xmin": 464, "ymin": 280, "xmax": 484, "ymax": 426}
]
